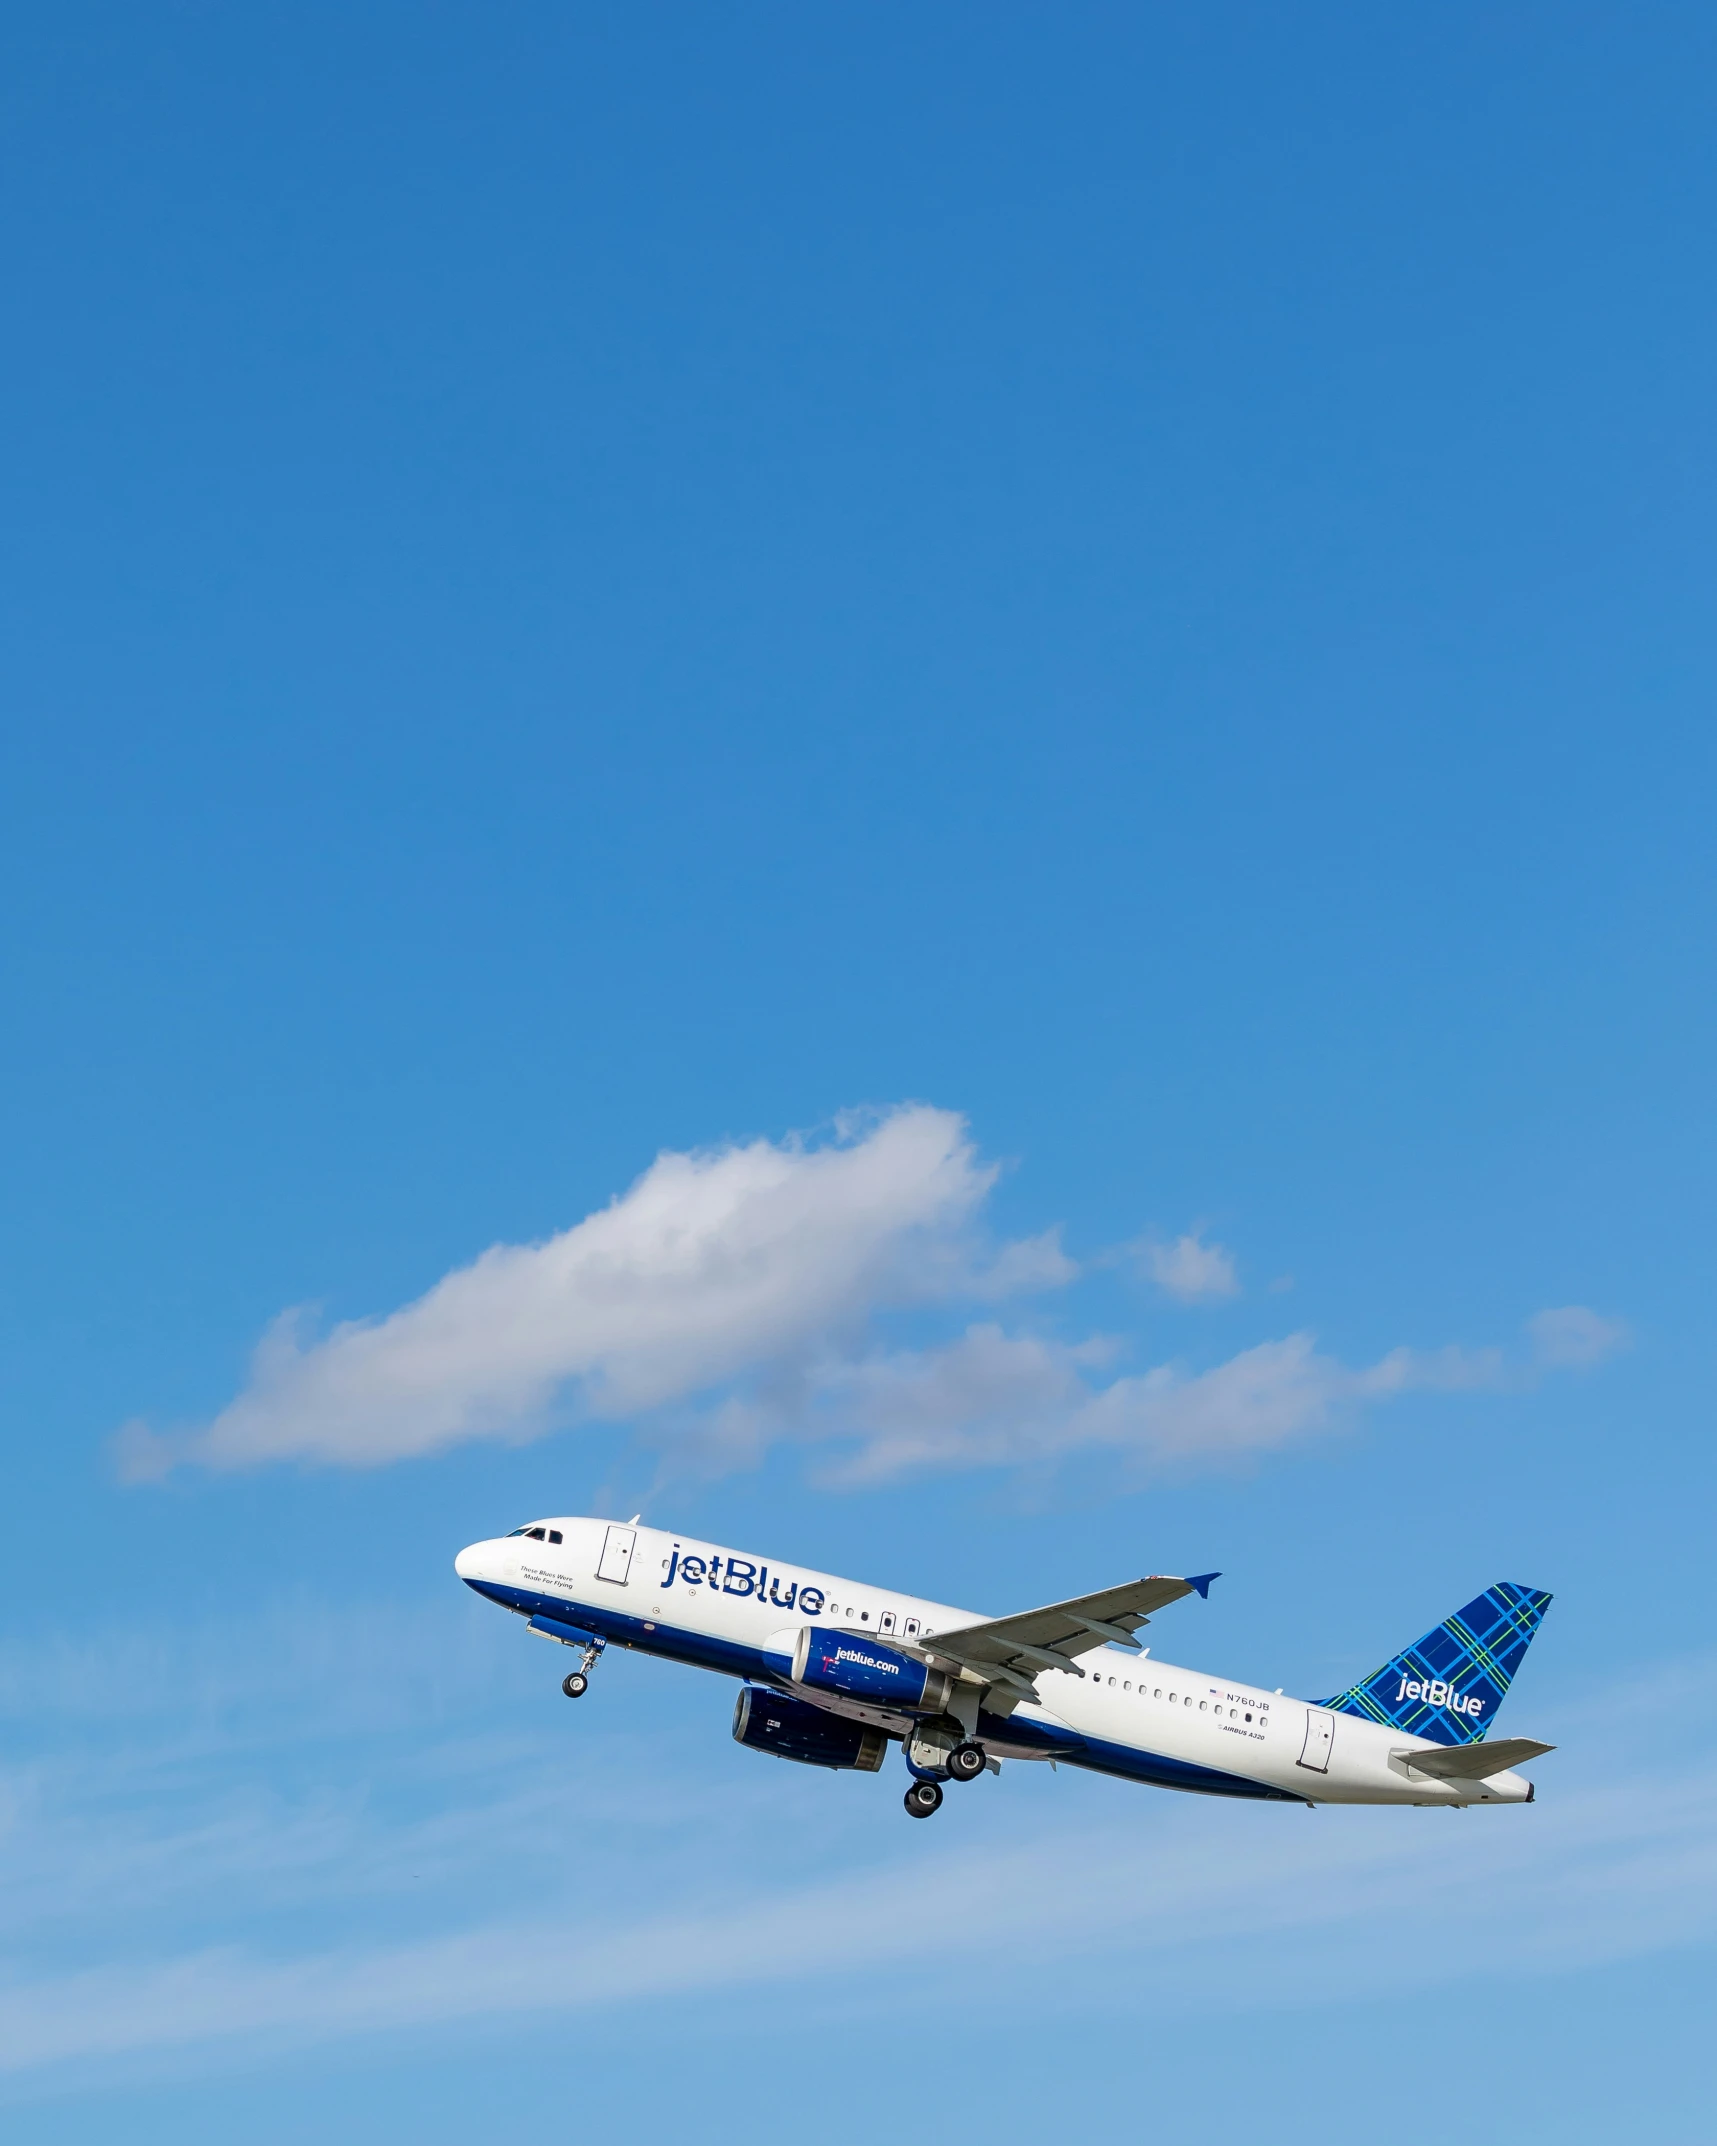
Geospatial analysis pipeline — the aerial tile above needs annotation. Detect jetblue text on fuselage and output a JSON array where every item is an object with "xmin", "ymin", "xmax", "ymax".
[{"xmin": 661, "ymin": 1545, "xmax": 822, "ymax": 1615}]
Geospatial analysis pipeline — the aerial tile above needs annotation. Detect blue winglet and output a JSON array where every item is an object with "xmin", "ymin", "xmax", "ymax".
[{"xmin": 1186, "ymin": 1572, "xmax": 1221, "ymax": 1599}]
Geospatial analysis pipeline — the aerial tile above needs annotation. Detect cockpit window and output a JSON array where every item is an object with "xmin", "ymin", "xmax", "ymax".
[{"xmin": 505, "ymin": 1523, "xmax": 546, "ymax": 1538}]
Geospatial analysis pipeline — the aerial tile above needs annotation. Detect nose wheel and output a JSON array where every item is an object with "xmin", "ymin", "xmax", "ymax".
[{"xmin": 560, "ymin": 1636, "xmax": 604, "ymax": 1699}]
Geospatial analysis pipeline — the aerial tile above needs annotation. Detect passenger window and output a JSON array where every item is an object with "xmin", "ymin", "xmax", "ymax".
[
  {"xmin": 1199, "ymin": 1700, "xmax": 1207, "ymax": 1711},
  {"xmin": 1154, "ymin": 1687, "xmax": 1162, "ymax": 1698}
]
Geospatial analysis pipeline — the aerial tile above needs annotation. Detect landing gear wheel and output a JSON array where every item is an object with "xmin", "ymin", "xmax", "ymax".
[
  {"xmin": 562, "ymin": 1671, "xmax": 589, "ymax": 1698},
  {"xmin": 946, "ymin": 1741, "xmax": 986, "ymax": 1783},
  {"xmin": 904, "ymin": 1780, "xmax": 944, "ymax": 1818}
]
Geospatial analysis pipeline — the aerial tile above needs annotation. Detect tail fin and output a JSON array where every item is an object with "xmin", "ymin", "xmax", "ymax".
[{"xmin": 1321, "ymin": 1582, "xmax": 1552, "ymax": 1746}]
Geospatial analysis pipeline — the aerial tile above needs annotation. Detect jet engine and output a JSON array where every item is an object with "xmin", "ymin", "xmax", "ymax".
[
  {"xmin": 732, "ymin": 1687, "xmax": 887, "ymax": 1771},
  {"xmin": 762, "ymin": 1626, "xmax": 957, "ymax": 1714}
]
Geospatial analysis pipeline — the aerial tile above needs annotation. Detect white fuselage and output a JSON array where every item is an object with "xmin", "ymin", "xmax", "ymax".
[{"xmin": 455, "ymin": 1517, "xmax": 1535, "ymax": 1808}]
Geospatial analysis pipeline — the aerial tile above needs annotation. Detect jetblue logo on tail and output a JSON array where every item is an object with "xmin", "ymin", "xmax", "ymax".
[{"xmin": 1396, "ymin": 1678, "xmax": 1483, "ymax": 1718}]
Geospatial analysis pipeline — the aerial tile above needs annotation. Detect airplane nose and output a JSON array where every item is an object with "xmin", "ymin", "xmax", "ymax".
[{"xmin": 455, "ymin": 1541, "xmax": 486, "ymax": 1582}]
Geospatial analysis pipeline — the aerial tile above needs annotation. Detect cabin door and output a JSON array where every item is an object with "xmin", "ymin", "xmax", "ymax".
[
  {"xmin": 1298, "ymin": 1708, "xmax": 1334, "ymax": 1772},
  {"xmin": 596, "ymin": 1525, "xmax": 636, "ymax": 1585}
]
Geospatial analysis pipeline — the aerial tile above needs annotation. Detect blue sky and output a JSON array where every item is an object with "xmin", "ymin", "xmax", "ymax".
[{"xmin": 1, "ymin": 5, "xmax": 1713, "ymax": 2137}]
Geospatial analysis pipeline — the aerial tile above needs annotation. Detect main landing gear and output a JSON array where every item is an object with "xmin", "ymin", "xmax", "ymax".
[
  {"xmin": 946, "ymin": 1740, "xmax": 987, "ymax": 1783},
  {"xmin": 902, "ymin": 1739, "xmax": 988, "ymax": 1816}
]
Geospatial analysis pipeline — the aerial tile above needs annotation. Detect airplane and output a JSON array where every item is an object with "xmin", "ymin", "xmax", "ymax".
[{"xmin": 454, "ymin": 1516, "xmax": 1554, "ymax": 1819}]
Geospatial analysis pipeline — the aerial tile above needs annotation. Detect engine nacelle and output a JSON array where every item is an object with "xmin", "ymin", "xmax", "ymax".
[
  {"xmin": 732, "ymin": 1686, "xmax": 887, "ymax": 1771},
  {"xmin": 762, "ymin": 1626, "xmax": 957, "ymax": 1714}
]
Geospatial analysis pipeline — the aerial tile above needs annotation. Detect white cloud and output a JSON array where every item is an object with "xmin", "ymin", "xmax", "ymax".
[
  {"xmin": 112, "ymin": 1102, "xmax": 1627, "ymax": 1486},
  {"xmin": 119, "ymin": 1106, "xmax": 1069, "ymax": 1476},
  {"xmin": 1529, "ymin": 1305, "xmax": 1631, "ymax": 1369},
  {"xmin": 1140, "ymin": 1230, "xmax": 1240, "ymax": 1303}
]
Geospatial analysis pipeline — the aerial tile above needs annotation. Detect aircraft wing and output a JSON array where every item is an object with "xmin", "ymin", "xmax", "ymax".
[
  {"xmin": 921, "ymin": 1573, "xmax": 1219, "ymax": 1701},
  {"xmin": 1401, "ymin": 1737, "xmax": 1554, "ymax": 1780}
]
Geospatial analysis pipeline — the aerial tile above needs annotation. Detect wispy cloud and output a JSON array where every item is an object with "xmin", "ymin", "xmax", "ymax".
[
  {"xmin": 2, "ymin": 1584, "xmax": 1708, "ymax": 2089},
  {"xmin": 1, "ymin": 1709, "xmax": 1710, "ymax": 2078},
  {"xmin": 1528, "ymin": 1305, "xmax": 1631, "ymax": 1369},
  {"xmin": 802, "ymin": 1324, "xmax": 1517, "ymax": 1485},
  {"xmin": 1139, "ymin": 1229, "xmax": 1240, "ymax": 1303}
]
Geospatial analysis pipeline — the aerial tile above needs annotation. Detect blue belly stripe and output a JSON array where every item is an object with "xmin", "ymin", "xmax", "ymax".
[
  {"xmin": 977, "ymin": 1706, "xmax": 1297, "ymax": 1800},
  {"xmin": 468, "ymin": 1577, "xmax": 771, "ymax": 1681}
]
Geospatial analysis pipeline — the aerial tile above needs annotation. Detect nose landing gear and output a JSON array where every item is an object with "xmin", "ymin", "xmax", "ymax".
[{"xmin": 559, "ymin": 1635, "xmax": 604, "ymax": 1698}]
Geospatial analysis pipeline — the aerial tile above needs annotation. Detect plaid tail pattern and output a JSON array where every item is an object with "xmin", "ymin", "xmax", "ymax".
[{"xmin": 1320, "ymin": 1581, "xmax": 1553, "ymax": 1747}]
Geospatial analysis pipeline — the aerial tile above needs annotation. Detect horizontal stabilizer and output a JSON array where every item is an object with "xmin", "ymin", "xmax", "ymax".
[{"xmin": 1402, "ymin": 1737, "xmax": 1554, "ymax": 1780}]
